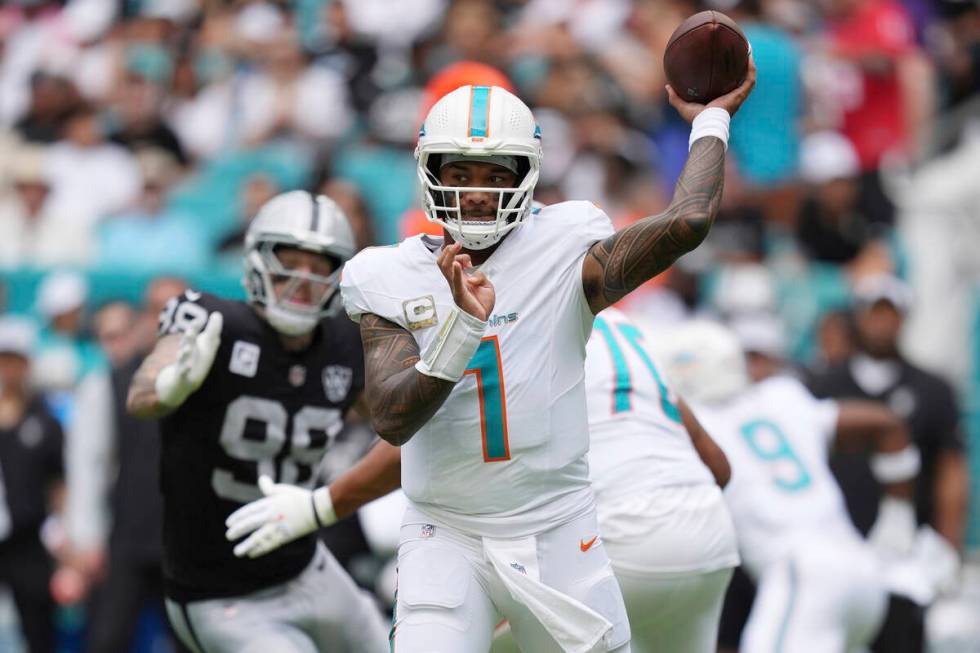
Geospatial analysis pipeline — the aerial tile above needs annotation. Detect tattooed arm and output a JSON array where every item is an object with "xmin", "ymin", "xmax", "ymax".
[
  {"xmin": 359, "ymin": 313, "xmax": 456, "ymax": 445},
  {"xmin": 581, "ymin": 57, "xmax": 756, "ymax": 314},
  {"xmin": 126, "ymin": 334, "xmax": 183, "ymax": 419}
]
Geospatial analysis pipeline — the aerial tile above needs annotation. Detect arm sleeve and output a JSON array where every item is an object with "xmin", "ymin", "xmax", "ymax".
[{"xmin": 65, "ymin": 371, "xmax": 114, "ymax": 550}]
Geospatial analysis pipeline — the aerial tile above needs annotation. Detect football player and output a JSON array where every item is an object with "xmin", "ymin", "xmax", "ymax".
[
  {"xmin": 126, "ymin": 190, "xmax": 388, "ymax": 653},
  {"xmin": 227, "ymin": 308, "xmax": 739, "ymax": 653},
  {"xmin": 657, "ymin": 322, "xmax": 921, "ymax": 653},
  {"xmin": 583, "ymin": 308, "xmax": 739, "ymax": 653},
  {"xmin": 224, "ymin": 65, "xmax": 756, "ymax": 652}
]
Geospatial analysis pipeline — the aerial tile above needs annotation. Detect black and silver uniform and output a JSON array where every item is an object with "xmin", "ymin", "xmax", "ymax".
[{"xmin": 158, "ymin": 291, "xmax": 363, "ymax": 602}]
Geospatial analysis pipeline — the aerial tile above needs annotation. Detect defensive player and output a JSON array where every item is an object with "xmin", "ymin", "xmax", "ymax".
[
  {"xmin": 225, "ymin": 66, "xmax": 755, "ymax": 652},
  {"xmin": 657, "ymin": 322, "xmax": 921, "ymax": 653},
  {"xmin": 126, "ymin": 191, "xmax": 388, "ymax": 653},
  {"xmin": 227, "ymin": 307, "xmax": 740, "ymax": 653}
]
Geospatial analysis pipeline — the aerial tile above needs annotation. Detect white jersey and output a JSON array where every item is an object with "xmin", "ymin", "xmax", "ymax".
[
  {"xmin": 692, "ymin": 376, "xmax": 863, "ymax": 576},
  {"xmin": 584, "ymin": 307, "xmax": 714, "ymax": 498},
  {"xmin": 341, "ymin": 201, "xmax": 614, "ymax": 537}
]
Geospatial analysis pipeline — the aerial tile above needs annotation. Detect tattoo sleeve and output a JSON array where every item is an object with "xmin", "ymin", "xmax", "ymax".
[
  {"xmin": 582, "ymin": 136, "xmax": 727, "ymax": 313},
  {"xmin": 359, "ymin": 313, "xmax": 456, "ymax": 446},
  {"xmin": 126, "ymin": 334, "xmax": 182, "ymax": 419}
]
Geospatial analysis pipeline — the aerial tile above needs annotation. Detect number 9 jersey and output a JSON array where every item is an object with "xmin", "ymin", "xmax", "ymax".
[{"xmin": 156, "ymin": 290, "xmax": 364, "ymax": 602}]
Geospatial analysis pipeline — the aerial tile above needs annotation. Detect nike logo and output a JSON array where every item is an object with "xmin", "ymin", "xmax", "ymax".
[{"xmin": 580, "ymin": 536, "xmax": 599, "ymax": 552}]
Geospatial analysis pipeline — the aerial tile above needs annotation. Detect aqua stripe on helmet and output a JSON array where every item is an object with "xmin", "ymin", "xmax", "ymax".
[{"xmin": 469, "ymin": 86, "xmax": 490, "ymax": 138}]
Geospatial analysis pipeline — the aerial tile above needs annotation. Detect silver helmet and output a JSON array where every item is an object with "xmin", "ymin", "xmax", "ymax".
[{"xmin": 244, "ymin": 190, "xmax": 356, "ymax": 335}]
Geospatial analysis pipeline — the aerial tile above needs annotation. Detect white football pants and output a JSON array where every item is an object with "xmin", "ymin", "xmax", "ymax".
[{"xmin": 391, "ymin": 505, "xmax": 631, "ymax": 653}]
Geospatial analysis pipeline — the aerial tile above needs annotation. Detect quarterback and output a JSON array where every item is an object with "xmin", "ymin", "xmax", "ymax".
[
  {"xmin": 227, "ymin": 67, "xmax": 754, "ymax": 653},
  {"xmin": 127, "ymin": 191, "xmax": 387, "ymax": 653}
]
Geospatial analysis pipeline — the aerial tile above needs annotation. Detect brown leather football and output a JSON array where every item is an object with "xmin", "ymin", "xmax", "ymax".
[{"xmin": 663, "ymin": 10, "xmax": 749, "ymax": 104}]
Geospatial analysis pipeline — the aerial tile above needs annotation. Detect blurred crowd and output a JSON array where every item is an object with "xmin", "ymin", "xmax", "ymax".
[{"xmin": 0, "ymin": 0, "xmax": 978, "ymax": 651}]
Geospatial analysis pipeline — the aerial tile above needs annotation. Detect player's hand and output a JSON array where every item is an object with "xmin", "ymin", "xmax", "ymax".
[
  {"xmin": 667, "ymin": 52, "xmax": 757, "ymax": 123},
  {"xmin": 155, "ymin": 311, "xmax": 223, "ymax": 407},
  {"xmin": 225, "ymin": 476, "xmax": 336, "ymax": 559},
  {"xmin": 437, "ymin": 242, "xmax": 495, "ymax": 321}
]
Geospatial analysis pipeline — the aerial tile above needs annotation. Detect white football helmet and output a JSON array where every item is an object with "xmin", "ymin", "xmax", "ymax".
[
  {"xmin": 244, "ymin": 190, "xmax": 356, "ymax": 336},
  {"xmin": 655, "ymin": 320, "xmax": 750, "ymax": 405},
  {"xmin": 416, "ymin": 85, "xmax": 542, "ymax": 250}
]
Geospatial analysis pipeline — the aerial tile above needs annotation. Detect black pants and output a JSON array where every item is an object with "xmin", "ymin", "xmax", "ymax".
[
  {"xmin": 717, "ymin": 565, "xmax": 756, "ymax": 651},
  {"xmin": 871, "ymin": 595, "xmax": 925, "ymax": 653},
  {"xmin": 86, "ymin": 558, "xmax": 188, "ymax": 653},
  {"xmin": 0, "ymin": 544, "xmax": 55, "ymax": 653}
]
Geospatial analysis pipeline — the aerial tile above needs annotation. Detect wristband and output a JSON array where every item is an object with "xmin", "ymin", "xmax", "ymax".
[
  {"xmin": 415, "ymin": 308, "xmax": 486, "ymax": 382},
  {"xmin": 689, "ymin": 107, "xmax": 731, "ymax": 151},
  {"xmin": 311, "ymin": 487, "xmax": 337, "ymax": 529},
  {"xmin": 871, "ymin": 445, "xmax": 921, "ymax": 484}
]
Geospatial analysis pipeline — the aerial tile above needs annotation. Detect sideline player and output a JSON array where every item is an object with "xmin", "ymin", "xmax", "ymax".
[
  {"xmin": 225, "ymin": 66, "xmax": 755, "ymax": 652},
  {"xmin": 126, "ymin": 191, "xmax": 388, "ymax": 653},
  {"xmin": 658, "ymin": 322, "xmax": 921, "ymax": 653},
  {"xmin": 227, "ymin": 307, "xmax": 740, "ymax": 653}
]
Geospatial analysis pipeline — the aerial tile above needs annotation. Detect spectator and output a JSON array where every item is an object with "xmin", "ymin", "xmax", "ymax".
[
  {"xmin": 13, "ymin": 72, "xmax": 81, "ymax": 144},
  {"xmin": 820, "ymin": 0, "xmax": 933, "ymax": 224},
  {"xmin": 67, "ymin": 276, "xmax": 188, "ymax": 653},
  {"xmin": 796, "ymin": 130, "xmax": 874, "ymax": 265},
  {"xmin": 91, "ymin": 301, "xmax": 139, "ymax": 369},
  {"xmin": 32, "ymin": 271, "xmax": 105, "ymax": 411},
  {"xmin": 725, "ymin": 0, "xmax": 805, "ymax": 188},
  {"xmin": 0, "ymin": 316, "xmax": 65, "ymax": 653},
  {"xmin": 96, "ymin": 147, "xmax": 209, "ymax": 274},
  {"xmin": 45, "ymin": 102, "xmax": 141, "ymax": 232},
  {"xmin": 0, "ymin": 143, "xmax": 93, "ymax": 267},
  {"xmin": 807, "ymin": 273, "xmax": 970, "ymax": 653}
]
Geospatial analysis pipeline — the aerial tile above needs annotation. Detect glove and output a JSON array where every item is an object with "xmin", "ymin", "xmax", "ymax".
[
  {"xmin": 225, "ymin": 476, "xmax": 336, "ymax": 559},
  {"xmin": 868, "ymin": 496, "xmax": 917, "ymax": 557},
  {"xmin": 155, "ymin": 312, "xmax": 223, "ymax": 407}
]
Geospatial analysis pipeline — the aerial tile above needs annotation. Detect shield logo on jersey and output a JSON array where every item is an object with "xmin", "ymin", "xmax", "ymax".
[
  {"xmin": 322, "ymin": 365, "xmax": 353, "ymax": 402},
  {"xmin": 403, "ymin": 295, "xmax": 438, "ymax": 330},
  {"xmin": 288, "ymin": 365, "xmax": 306, "ymax": 387}
]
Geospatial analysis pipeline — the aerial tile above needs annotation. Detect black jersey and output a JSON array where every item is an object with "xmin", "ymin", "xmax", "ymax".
[
  {"xmin": 0, "ymin": 397, "xmax": 63, "ymax": 551},
  {"xmin": 157, "ymin": 291, "xmax": 364, "ymax": 601}
]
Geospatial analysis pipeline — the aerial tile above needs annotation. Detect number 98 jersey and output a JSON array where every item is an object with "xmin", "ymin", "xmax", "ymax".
[{"xmin": 157, "ymin": 291, "xmax": 364, "ymax": 602}]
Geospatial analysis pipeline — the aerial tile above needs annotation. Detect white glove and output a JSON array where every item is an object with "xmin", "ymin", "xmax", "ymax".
[
  {"xmin": 868, "ymin": 496, "xmax": 918, "ymax": 557},
  {"xmin": 225, "ymin": 476, "xmax": 336, "ymax": 559},
  {"xmin": 155, "ymin": 312, "xmax": 223, "ymax": 407}
]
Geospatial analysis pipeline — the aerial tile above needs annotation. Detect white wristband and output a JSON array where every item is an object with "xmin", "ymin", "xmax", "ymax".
[
  {"xmin": 311, "ymin": 487, "xmax": 337, "ymax": 529},
  {"xmin": 689, "ymin": 107, "xmax": 731, "ymax": 151},
  {"xmin": 871, "ymin": 445, "xmax": 921, "ymax": 484},
  {"xmin": 415, "ymin": 308, "xmax": 486, "ymax": 382}
]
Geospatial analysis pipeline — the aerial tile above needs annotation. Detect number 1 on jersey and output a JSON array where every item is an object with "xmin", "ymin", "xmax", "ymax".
[{"xmin": 465, "ymin": 336, "xmax": 510, "ymax": 462}]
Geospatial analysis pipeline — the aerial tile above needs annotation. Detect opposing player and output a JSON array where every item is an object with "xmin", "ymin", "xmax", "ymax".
[
  {"xmin": 657, "ymin": 322, "xmax": 920, "ymax": 653},
  {"xmin": 222, "ymin": 70, "xmax": 754, "ymax": 653},
  {"xmin": 126, "ymin": 190, "xmax": 388, "ymax": 653}
]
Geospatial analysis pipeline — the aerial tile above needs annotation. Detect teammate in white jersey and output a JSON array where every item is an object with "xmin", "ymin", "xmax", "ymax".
[
  {"xmin": 585, "ymin": 307, "xmax": 739, "ymax": 653},
  {"xmin": 657, "ymin": 322, "xmax": 921, "ymax": 653},
  {"xmin": 223, "ymin": 69, "xmax": 756, "ymax": 652}
]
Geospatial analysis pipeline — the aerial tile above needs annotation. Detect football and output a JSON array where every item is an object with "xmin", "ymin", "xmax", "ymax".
[{"xmin": 663, "ymin": 10, "xmax": 750, "ymax": 104}]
